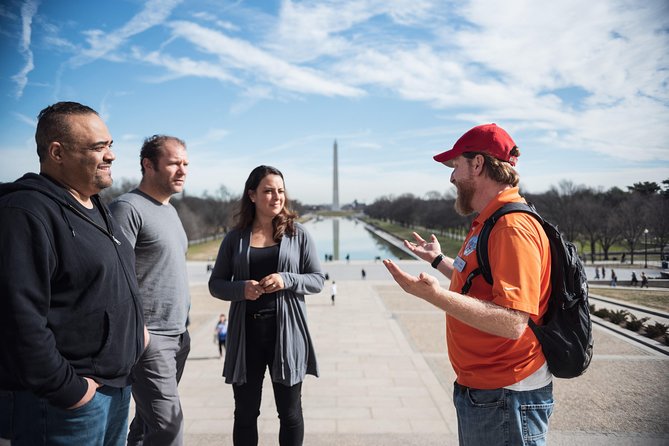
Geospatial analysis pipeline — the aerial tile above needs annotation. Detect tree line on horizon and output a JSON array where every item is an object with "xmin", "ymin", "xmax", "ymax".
[
  {"xmin": 5, "ymin": 173, "xmax": 664, "ymax": 262},
  {"xmin": 98, "ymin": 178, "xmax": 668, "ymax": 264},
  {"xmin": 364, "ymin": 180, "xmax": 669, "ymax": 264}
]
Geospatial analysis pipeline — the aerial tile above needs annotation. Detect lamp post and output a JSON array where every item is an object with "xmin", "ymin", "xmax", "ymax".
[{"xmin": 644, "ymin": 228, "xmax": 649, "ymax": 268}]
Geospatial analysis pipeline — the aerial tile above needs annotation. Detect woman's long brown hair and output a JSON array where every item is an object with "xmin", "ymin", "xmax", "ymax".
[{"xmin": 234, "ymin": 165, "xmax": 297, "ymax": 242}]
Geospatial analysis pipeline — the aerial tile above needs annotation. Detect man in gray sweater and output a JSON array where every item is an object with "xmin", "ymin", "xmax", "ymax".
[{"xmin": 110, "ymin": 135, "xmax": 191, "ymax": 446}]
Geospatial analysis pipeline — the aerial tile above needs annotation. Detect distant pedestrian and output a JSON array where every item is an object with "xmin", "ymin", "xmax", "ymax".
[
  {"xmin": 610, "ymin": 269, "xmax": 617, "ymax": 287},
  {"xmin": 595, "ymin": 268, "xmax": 600, "ymax": 279},
  {"xmin": 630, "ymin": 271, "xmax": 638, "ymax": 287},
  {"xmin": 621, "ymin": 253, "xmax": 626, "ymax": 264},
  {"xmin": 641, "ymin": 272, "xmax": 649, "ymax": 288},
  {"xmin": 214, "ymin": 314, "xmax": 228, "ymax": 358},
  {"xmin": 361, "ymin": 269, "xmax": 366, "ymax": 280},
  {"xmin": 602, "ymin": 266, "xmax": 606, "ymax": 279},
  {"xmin": 331, "ymin": 281, "xmax": 337, "ymax": 305}
]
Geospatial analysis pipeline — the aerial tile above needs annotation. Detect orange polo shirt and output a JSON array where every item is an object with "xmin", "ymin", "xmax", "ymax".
[{"xmin": 447, "ymin": 187, "xmax": 551, "ymax": 389}]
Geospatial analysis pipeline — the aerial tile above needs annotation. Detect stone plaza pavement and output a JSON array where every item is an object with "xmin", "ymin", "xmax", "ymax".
[{"xmin": 173, "ymin": 261, "xmax": 669, "ymax": 445}]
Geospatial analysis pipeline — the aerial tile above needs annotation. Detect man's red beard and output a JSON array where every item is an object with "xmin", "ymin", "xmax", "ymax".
[{"xmin": 454, "ymin": 177, "xmax": 476, "ymax": 216}]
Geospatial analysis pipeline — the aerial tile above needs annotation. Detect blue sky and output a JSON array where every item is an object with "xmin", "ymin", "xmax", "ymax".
[{"xmin": 1, "ymin": 0, "xmax": 668, "ymax": 205}]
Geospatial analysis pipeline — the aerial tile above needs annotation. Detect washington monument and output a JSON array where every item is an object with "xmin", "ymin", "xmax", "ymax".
[{"xmin": 333, "ymin": 140, "xmax": 339, "ymax": 211}]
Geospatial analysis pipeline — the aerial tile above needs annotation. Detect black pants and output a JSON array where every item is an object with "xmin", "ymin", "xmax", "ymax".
[{"xmin": 233, "ymin": 315, "xmax": 304, "ymax": 446}]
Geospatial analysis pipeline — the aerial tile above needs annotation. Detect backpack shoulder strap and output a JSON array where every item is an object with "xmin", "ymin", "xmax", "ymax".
[{"xmin": 461, "ymin": 201, "xmax": 543, "ymax": 294}]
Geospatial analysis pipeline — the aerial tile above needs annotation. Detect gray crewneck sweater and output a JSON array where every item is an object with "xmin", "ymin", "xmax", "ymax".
[{"xmin": 110, "ymin": 189, "xmax": 190, "ymax": 335}]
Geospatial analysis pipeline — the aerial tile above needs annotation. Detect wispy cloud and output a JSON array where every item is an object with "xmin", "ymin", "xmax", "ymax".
[
  {"xmin": 11, "ymin": 0, "xmax": 39, "ymax": 98},
  {"xmin": 168, "ymin": 21, "xmax": 365, "ymax": 97},
  {"xmin": 269, "ymin": 0, "xmax": 372, "ymax": 62},
  {"xmin": 188, "ymin": 128, "xmax": 230, "ymax": 148},
  {"xmin": 0, "ymin": 4, "xmax": 18, "ymax": 20},
  {"xmin": 132, "ymin": 47, "xmax": 240, "ymax": 84},
  {"xmin": 191, "ymin": 11, "xmax": 239, "ymax": 32},
  {"xmin": 13, "ymin": 112, "xmax": 36, "ymax": 127},
  {"xmin": 450, "ymin": 0, "xmax": 669, "ymax": 159},
  {"xmin": 267, "ymin": 0, "xmax": 441, "ymax": 63},
  {"xmin": 70, "ymin": 0, "xmax": 183, "ymax": 66},
  {"xmin": 229, "ymin": 86, "xmax": 274, "ymax": 115},
  {"xmin": 261, "ymin": 0, "xmax": 669, "ymax": 161}
]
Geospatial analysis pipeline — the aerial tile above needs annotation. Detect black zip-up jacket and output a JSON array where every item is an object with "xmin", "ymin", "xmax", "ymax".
[{"xmin": 0, "ymin": 173, "xmax": 145, "ymax": 408}]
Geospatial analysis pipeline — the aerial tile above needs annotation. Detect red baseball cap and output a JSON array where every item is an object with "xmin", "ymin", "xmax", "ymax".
[{"xmin": 433, "ymin": 123, "xmax": 518, "ymax": 166}]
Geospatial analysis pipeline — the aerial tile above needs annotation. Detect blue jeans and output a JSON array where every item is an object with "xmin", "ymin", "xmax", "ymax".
[
  {"xmin": 453, "ymin": 382, "xmax": 554, "ymax": 446},
  {"xmin": 10, "ymin": 385, "xmax": 131, "ymax": 446}
]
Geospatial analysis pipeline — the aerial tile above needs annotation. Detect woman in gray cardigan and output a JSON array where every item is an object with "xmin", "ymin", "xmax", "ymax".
[{"xmin": 209, "ymin": 165, "xmax": 324, "ymax": 446}]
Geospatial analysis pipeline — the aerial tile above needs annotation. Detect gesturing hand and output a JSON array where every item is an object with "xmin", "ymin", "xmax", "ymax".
[
  {"xmin": 383, "ymin": 259, "xmax": 441, "ymax": 301},
  {"xmin": 403, "ymin": 232, "xmax": 442, "ymax": 263}
]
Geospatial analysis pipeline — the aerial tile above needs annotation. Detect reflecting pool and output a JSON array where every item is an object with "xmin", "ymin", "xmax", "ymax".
[{"xmin": 302, "ymin": 217, "xmax": 411, "ymax": 261}]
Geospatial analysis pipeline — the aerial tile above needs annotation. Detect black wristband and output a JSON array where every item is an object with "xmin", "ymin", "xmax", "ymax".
[{"xmin": 431, "ymin": 253, "xmax": 444, "ymax": 269}]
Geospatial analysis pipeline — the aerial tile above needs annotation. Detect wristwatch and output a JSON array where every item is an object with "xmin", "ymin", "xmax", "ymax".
[{"xmin": 431, "ymin": 253, "xmax": 444, "ymax": 269}]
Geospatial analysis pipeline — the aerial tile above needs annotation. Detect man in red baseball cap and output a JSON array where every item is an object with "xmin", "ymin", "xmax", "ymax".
[
  {"xmin": 433, "ymin": 123, "xmax": 519, "ymax": 166},
  {"xmin": 384, "ymin": 123, "xmax": 554, "ymax": 445}
]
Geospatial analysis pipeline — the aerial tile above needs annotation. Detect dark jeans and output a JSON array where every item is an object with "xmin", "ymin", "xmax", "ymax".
[
  {"xmin": 0, "ymin": 390, "xmax": 12, "ymax": 440},
  {"xmin": 233, "ymin": 314, "xmax": 304, "ymax": 446},
  {"xmin": 10, "ymin": 386, "xmax": 131, "ymax": 446}
]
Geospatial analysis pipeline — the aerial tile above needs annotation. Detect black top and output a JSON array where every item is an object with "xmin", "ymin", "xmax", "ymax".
[
  {"xmin": 75, "ymin": 199, "xmax": 106, "ymax": 227},
  {"xmin": 247, "ymin": 244, "xmax": 280, "ymax": 314}
]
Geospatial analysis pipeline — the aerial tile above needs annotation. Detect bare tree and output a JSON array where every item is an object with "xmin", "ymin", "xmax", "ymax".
[
  {"xmin": 646, "ymin": 194, "xmax": 669, "ymax": 261},
  {"xmin": 573, "ymin": 190, "xmax": 607, "ymax": 263},
  {"xmin": 390, "ymin": 194, "xmax": 418, "ymax": 228},
  {"xmin": 616, "ymin": 194, "xmax": 647, "ymax": 264},
  {"xmin": 535, "ymin": 180, "xmax": 587, "ymax": 242}
]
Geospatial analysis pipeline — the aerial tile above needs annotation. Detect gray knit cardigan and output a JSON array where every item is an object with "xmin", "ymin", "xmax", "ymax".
[{"xmin": 208, "ymin": 222, "xmax": 325, "ymax": 385}]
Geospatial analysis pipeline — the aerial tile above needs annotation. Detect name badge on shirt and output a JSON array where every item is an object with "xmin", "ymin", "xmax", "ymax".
[{"xmin": 453, "ymin": 256, "xmax": 466, "ymax": 272}]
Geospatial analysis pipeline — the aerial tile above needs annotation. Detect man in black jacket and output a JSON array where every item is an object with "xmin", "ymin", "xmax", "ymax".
[{"xmin": 0, "ymin": 101, "xmax": 147, "ymax": 446}]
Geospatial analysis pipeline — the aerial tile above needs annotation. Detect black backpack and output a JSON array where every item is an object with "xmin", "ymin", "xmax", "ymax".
[{"xmin": 460, "ymin": 202, "xmax": 594, "ymax": 379}]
